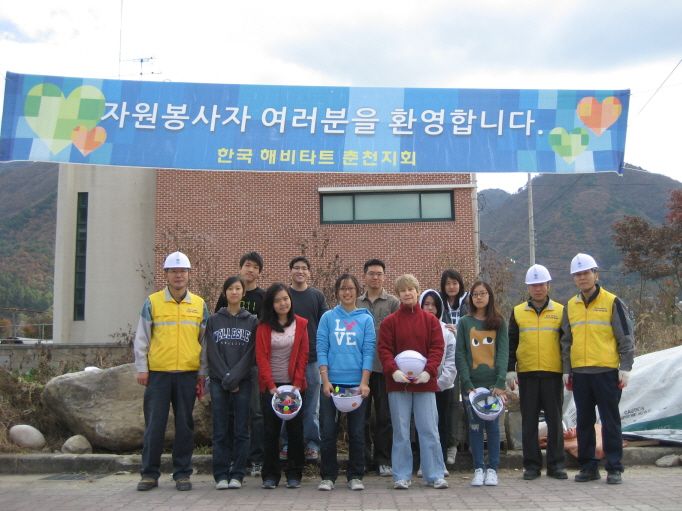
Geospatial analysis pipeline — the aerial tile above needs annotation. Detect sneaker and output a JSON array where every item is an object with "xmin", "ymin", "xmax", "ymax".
[
  {"xmin": 417, "ymin": 465, "xmax": 423, "ymax": 477},
  {"xmin": 575, "ymin": 468, "xmax": 601, "ymax": 482},
  {"xmin": 428, "ymin": 478, "xmax": 449, "ymax": 489},
  {"xmin": 606, "ymin": 470, "xmax": 622, "ymax": 485},
  {"xmin": 137, "ymin": 478, "xmax": 158, "ymax": 491},
  {"xmin": 228, "ymin": 479, "xmax": 242, "ymax": 489},
  {"xmin": 348, "ymin": 479, "xmax": 364, "ymax": 491},
  {"xmin": 484, "ymin": 469, "xmax": 498, "ymax": 486},
  {"xmin": 215, "ymin": 479, "xmax": 229, "ymax": 490},
  {"xmin": 547, "ymin": 468, "xmax": 568, "ymax": 479},
  {"xmin": 251, "ymin": 463, "xmax": 262, "ymax": 477},
  {"xmin": 286, "ymin": 479, "xmax": 301, "ymax": 488},
  {"xmin": 446, "ymin": 447, "xmax": 457, "ymax": 465},
  {"xmin": 471, "ymin": 468, "xmax": 485, "ymax": 486},
  {"xmin": 305, "ymin": 447, "xmax": 319, "ymax": 460},
  {"xmin": 175, "ymin": 478, "xmax": 192, "ymax": 491},
  {"xmin": 379, "ymin": 465, "xmax": 392, "ymax": 477},
  {"xmin": 523, "ymin": 469, "xmax": 540, "ymax": 480},
  {"xmin": 279, "ymin": 449, "xmax": 288, "ymax": 460},
  {"xmin": 262, "ymin": 480, "xmax": 277, "ymax": 489},
  {"xmin": 318, "ymin": 479, "xmax": 334, "ymax": 491},
  {"xmin": 444, "ymin": 468, "xmax": 450, "ymax": 477},
  {"xmin": 393, "ymin": 479, "xmax": 411, "ymax": 489}
]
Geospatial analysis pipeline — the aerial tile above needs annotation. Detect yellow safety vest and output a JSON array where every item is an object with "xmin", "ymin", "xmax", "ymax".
[{"xmin": 514, "ymin": 300, "xmax": 563, "ymax": 373}]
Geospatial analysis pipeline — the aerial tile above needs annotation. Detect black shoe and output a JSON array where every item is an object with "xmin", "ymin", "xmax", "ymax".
[
  {"xmin": 575, "ymin": 469, "xmax": 601, "ymax": 482},
  {"xmin": 547, "ymin": 468, "xmax": 568, "ymax": 479},
  {"xmin": 137, "ymin": 478, "xmax": 158, "ymax": 491},
  {"xmin": 606, "ymin": 470, "xmax": 622, "ymax": 484},
  {"xmin": 175, "ymin": 478, "xmax": 192, "ymax": 491},
  {"xmin": 523, "ymin": 470, "xmax": 540, "ymax": 480}
]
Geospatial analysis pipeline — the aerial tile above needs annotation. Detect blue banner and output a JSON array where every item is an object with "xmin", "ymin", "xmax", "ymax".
[{"xmin": 0, "ymin": 72, "xmax": 629, "ymax": 173}]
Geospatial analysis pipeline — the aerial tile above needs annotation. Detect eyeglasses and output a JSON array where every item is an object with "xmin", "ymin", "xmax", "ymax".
[
  {"xmin": 339, "ymin": 287, "xmax": 357, "ymax": 292},
  {"xmin": 291, "ymin": 266, "xmax": 309, "ymax": 271},
  {"xmin": 471, "ymin": 291, "xmax": 489, "ymax": 298},
  {"xmin": 366, "ymin": 271, "xmax": 384, "ymax": 277}
]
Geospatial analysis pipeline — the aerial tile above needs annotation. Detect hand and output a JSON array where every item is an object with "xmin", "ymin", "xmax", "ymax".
[
  {"xmin": 231, "ymin": 387, "xmax": 240, "ymax": 393},
  {"xmin": 292, "ymin": 386, "xmax": 300, "ymax": 392},
  {"xmin": 195, "ymin": 381, "xmax": 205, "ymax": 401},
  {"xmin": 269, "ymin": 387, "xmax": 280, "ymax": 395},
  {"xmin": 358, "ymin": 382, "xmax": 370, "ymax": 398},
  {"xmin": 445, "ymin": 323, "xmax": 456, "ymax": 334},
  {"xmin": 392, "ymin": 370, "xmax": 411, "ymax": 384},
  {"xmin": 323, "ymin": 381, "xmax": 335, "ymax": 398},
  {"xmin": 563, "ymin": 373, "xmax": 573, "ymax": 391},
  {"xmin": 413, "ymin": 371, "xmax": 431, "ymax": 384},
  {"xmin": 492, "ymin": 387, "xmax": 507, "ymax": 403},
  {"xmin": 137, "ymin": 372, "xmax": 149, "ymax": 386},
  {"xmin": 618, "ymin": 370, "xmax": 630, "ymax": 389},
  {"xmin": 505, "ymin": 371, "xmax": 518, "ymax": 391}
]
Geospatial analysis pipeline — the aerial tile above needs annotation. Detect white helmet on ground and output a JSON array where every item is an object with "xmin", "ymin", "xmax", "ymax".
[
  {"xmin": 525, "ymin": 264, "xmax": 552, "ymax": 285},
  {"xmin": 164, "ymin": 251, "xmax": 191, "ymax": 270},
  {"xmin": 570, "ymin": 253, "xmax": 597, "ymax": 274}
]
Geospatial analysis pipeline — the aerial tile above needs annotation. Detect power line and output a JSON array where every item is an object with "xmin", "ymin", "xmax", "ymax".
[{"xmin": 634, "ymin": 57, "xmax": 682, "ymax": 118}]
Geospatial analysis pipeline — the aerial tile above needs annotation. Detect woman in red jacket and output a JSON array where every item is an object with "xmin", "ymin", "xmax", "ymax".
[{"xmin": 256, "ymin": 283, "xmax": 309, "ymax": 490}]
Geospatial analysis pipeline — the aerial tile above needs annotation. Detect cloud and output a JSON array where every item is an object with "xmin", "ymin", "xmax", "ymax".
[{"xmin": 0, "ymin": 18, "xmax": 45, "ymax": 43}]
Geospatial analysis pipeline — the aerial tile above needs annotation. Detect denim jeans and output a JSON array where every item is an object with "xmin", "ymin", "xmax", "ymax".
[
  {"xmin": 388, "ymin": 391, "xmax": 444, "ymax": 483},
  {"xmin": 262, "ymin": 388, "xmax": 306, "ymax": 485},
  {"xmin": 141, "ymin": 371, "xmax": 197, "ymax": 481},
  {"xmin": 319, "ymin": 387, "xmax": 368, "ymax": 482},
  {"xmin": 211, "ymin": 377, "xmax": 252, "ymax": 482},
  {"xmin": 225, "ymin": 367, "xmax": 263, "ymax": 465},
  {"xmin": 464, "ymin": 396, "xmax": 500, "ymax": 471},
  {"xmin": 282, "ymin": 361, "xmax": 321, "ymax": 452}
]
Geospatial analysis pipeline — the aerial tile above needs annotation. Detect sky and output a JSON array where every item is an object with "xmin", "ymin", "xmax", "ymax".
[{"xmin": 1, "ymin": 0, "xmax": 680, "ymax": 193}]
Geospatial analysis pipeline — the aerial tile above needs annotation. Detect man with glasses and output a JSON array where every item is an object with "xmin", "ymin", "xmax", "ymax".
[
  {"xmin": 283, "ymin": 256, "xmax": 329, "ymax": 460},
  {"xmin": 356, "ymin": 259, "xmax": 400, "ymax": 477},
  {"xmin": 134, "ymin": 251, "xmax": 209, "ymax": 492}
]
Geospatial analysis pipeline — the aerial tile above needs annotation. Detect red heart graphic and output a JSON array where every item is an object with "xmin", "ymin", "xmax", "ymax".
[
  {"xmin": 71, "ymin": 126, "xmax": 107, "ymax": 156},
  {"xmin": 577, "ymin": 97, "xmax": 622, "ymax": 136}
]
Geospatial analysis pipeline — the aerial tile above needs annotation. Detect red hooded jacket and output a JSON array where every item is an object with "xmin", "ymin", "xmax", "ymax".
[{"xmin": 256, "ymin": 315, "xmax": 309, "ymax": 393}]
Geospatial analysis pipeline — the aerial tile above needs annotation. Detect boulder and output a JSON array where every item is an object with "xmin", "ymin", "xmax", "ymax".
[
  {"xmin": 9, "ymin": 424, "xmax": 46, "ymax": 449},
  {"xmin": 62, "ymin": 434, "xmax": 93, "ymax": 454},
  {"xmin": 41, "ymin": 363, "xmax": 212, "ymax": 452}
]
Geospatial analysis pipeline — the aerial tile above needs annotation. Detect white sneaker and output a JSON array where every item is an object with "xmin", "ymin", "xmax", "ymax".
[
  {"xmin": 444, "ymin": 468, "xmax": 450, "ymax": 477},
  {"xmin": 428, "ymin": 478, "xmax": 449, "ymax": 489},
  {"xmin": 215, "ymin": 479, "xmax": 229, "ymax": 490},
  {"xmin": 228, "ymin": 479, "xmax": 242, "ymax": 489},
  {"xmin": 348, "ymin": 479, "xmax": 364, "ymax": 491},
  {"xmin": 250, "ymin": 463, "xmax": 262, "ymax": 477},
  {"xmin": 417, "ymin": 465, "xmax": 423, "ymax": 477},
  {"xmin": 379, "ymin": 465, "xmax": 392, "ymax": 477},
  {"xmin": 394, "ymin": 479, "xmax": 411, "ymax": 489},
  {"xmin": 446, "ymin": 447, "xmax": 457, "ymax": 465},
  {"xmin": 484, "ymin": 469, "xmax": 498, "ymax": 486},
  {"xmin": 318, "ymin": 480, "xmax": 334, "ymax": 491},
  {"xmin": 471, "ymin": 468, "xmax": 485, "ymax": 486}
]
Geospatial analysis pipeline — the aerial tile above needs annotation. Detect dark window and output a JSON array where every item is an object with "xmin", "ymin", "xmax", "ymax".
[{"xmin": 74, "ymin": 192, "xmax": 88, "ymax": 321}]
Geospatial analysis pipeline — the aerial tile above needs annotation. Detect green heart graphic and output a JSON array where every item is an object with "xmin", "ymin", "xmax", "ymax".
[
  {"xmin": 549, "ymin": 127, "xmax": 589, "ymax": 164},
  {"xmin": 24, "ymin": 83, "xmax": 106, "ymax": 155}
]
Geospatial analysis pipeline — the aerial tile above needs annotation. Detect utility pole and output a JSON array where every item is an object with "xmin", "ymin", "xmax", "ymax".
[{"xmin": 528, "ymin": 173, "xmax": 536, "ymax": 265}]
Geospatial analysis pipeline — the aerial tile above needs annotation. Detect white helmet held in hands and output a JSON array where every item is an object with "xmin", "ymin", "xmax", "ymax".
[
  {"xmin": 525, "ymin": 264, "xmax": 552, "ymax": 285},
  {"xmin": 570, "ymin": 253, "xmax": 597, "ymax": 274},
  {"xmin": 469, "ymin": 387, "xmax": 505, "ymax": 421},
  {"xmin": 164, "ymin": 251, "xmax": 191, "ymax": 270}
]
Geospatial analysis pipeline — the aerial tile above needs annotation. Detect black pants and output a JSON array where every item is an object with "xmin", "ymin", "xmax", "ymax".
[
  {"xmin": 364, "ymin": 371, "xmax": 392, "ymax": 467},
  {"xmin": 518, "ymin": 373, "xmax": 565, "ymax": 472},
  {"xmin": 261, "ymin": 388, "xmax": 305, "ymax": 485}
]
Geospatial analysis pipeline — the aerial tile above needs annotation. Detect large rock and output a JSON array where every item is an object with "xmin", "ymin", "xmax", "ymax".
[
  {"xmin": 62, "ymin": 434, "xmax": 93, "ymax": 454},
  {"xmin": 9, "ymin": 425, "xmax": 46, "ymax": 449},
  {"xmin": 41, "ymin": 363, "xmax": 212, "ymax": 452}
]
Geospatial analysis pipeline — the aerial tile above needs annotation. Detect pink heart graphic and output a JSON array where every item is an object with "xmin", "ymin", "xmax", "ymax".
[
  {"xmin": 71, "ymin": 126, "xmax": 107, "ymax": 156},
  {"xmin": 577, "ymin": 97, "xmax": 622, "ymax": 136}
]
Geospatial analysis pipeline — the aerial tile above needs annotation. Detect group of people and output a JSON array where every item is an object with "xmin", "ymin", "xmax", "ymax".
[{"xmin": 132, "ymin": 249, "xmax": 634, "ymax": 493}]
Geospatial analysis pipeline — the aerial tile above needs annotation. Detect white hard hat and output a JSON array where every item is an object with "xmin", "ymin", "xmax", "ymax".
[
  {"xmin": 271, "ymin": 385, "xmax": 302, "ymax": 421},
  {"xmin": 570, "ymin": 253, "xmax": 598, "ymax": 274},
  {"xmin": 331, "ymin": 386, "xmax": 363, "ymax": 412},
  {"xmin": 469, "ymin": 387, "xmax": 505, "ymax": 421},
  {"xmin": 525, "ymin": 264, "xmax": 552, "ymax": 285},
  {"xmin": 164, "ymin": 251, "xmax": 191, "ymax": 269},
  {"xmin": 395, "ymin": 350, "xmax": 427, "ymax": 380}
]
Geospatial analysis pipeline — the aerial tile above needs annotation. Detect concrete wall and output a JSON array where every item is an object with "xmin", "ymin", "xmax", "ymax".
[{"xmin": 53, "ymin": 164, "xmax": 156, "ymax": 344}]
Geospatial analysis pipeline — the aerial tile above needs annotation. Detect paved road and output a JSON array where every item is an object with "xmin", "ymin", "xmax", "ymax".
[{"xmin": 1, "ymin": 466, "xmax": 680, "ymax": 511}]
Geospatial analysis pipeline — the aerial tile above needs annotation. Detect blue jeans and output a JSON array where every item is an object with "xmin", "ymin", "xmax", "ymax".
[
  {"xmin": 211, "ymin": 377, "xmax": 252, "ymax": 482},
  {"xmin": 388, "ymin": 391, "xmax": 444, "ymax": 483},
  {"xmin": 319, "ymin": 387, "xmax": 368, "ymax": 482},
  {"xmin": 464, "ymin": 396, "xmax": 500, "ymax": 471},
  {"xmin": 141, "ymin": 371, "xmax": 197, "ymax": 481},
  {"xmin": 225, "ymin": 367, "xmax": 263, "ymax": 465},
  {"xmin": 282, "ymin": 361, "xmax": 321, "ymax": 451}
]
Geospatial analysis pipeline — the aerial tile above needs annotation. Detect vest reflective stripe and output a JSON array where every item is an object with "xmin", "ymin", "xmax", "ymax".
[
  {"xmin": 514, "ymin": 301, "xmax": 563, "ymax": 373},
  {"xmin": 148, "ymin": 290, "xmax": 205, "ymax": 372},
  {"xmin": 567, "ymin": 289, "xmax": 619, "ymax": 369}
]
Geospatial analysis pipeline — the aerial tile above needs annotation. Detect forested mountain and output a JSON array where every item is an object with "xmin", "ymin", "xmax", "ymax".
[
  {"xmin": 479, "ymin": 165, "xmax": 682, "ymax": 302},
  {"xmin": 0, "ymin": 162, "xmax": 58, "ymax": 314}
]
